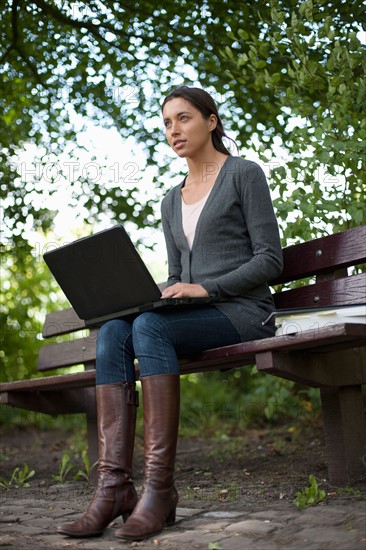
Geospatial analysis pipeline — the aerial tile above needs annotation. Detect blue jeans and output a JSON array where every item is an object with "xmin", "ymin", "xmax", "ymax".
[{"xmin": 96, "ymin": 306, "xmax": 241, "ymax": 384}]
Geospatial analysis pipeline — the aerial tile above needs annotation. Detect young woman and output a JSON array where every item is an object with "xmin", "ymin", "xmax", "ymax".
[{"xmin": 57, "ymin": 86, "xmax": 283, "ymax": 541}]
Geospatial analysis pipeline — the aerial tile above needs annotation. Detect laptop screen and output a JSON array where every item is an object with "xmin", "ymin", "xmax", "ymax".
[{"xmin": 43, "ymin": 225, "xmax": 162, "ymax": 320}]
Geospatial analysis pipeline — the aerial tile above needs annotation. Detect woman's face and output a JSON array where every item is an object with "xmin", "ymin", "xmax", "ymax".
[{"xmin": 162, "ymin": 97, "xmax": 217, "ymax": 159}]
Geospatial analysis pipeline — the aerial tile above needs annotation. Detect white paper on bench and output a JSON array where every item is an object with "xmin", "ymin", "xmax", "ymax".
[{"xmin": 273, "ymin": 305, "xmax": 366, "ymax": 336}]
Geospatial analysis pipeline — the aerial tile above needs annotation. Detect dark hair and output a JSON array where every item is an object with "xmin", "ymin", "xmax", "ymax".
[{"xmin": 162, "ymin": 86, "xmax": 236, "ymax": 156}]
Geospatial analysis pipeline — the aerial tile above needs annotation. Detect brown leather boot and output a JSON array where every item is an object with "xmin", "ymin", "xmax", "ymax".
[
  {"xmin": 115, "ymin": 373, "xmax": 180, "ymax": 541},
  {"xmin": 57, "ymin": 382, "xmax": 139, "ymax": 538}
]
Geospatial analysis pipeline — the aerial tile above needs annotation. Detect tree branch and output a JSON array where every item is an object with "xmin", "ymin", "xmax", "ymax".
[
  {"xmin": 31, "ymin": 0, "xmax": 137, "ymax": 53},
  {"xmin": 0, "ymin": 0, "xmax": 19, "ymax": 64},
  {"xmin": 1, "ymin": 0, "xmax": 49, "ymax": 89},
  {"xmin": 30, "ymin": 0, "xmax": 211, "ymax": 62},
  {"xmin": 0, "ymin": 45, "xmax": 14, "ymax": 65}
]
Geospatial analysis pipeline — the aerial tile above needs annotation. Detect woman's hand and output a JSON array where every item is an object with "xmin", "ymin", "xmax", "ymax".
[{"xmin": 161, "ymin": 283, "xmax": 209, "ymax": 299}]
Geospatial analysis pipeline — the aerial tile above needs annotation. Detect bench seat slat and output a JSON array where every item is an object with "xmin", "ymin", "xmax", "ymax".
[
  {"xmin": 0, "ymin": 387, "xmax": 96, "ymax": 416},
  {"xmin": 180, "ymin": 323, "xmax": 366, "ymax": 372},
  {"xmin": 32, "ymin": 322, "xmax": 366, "ymax": 376},
  {"xmin": 3, "ymin": 324, "xmax": 365, "ymax": 397},
  {"xmin": 0, "ymin": 370, "xmax": 96, "ymax": 395}
]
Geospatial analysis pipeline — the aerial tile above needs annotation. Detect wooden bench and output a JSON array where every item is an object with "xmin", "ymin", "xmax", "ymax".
[{"xmin": 1, "ymin": 225, "xmax": 365, "ymax": 486}]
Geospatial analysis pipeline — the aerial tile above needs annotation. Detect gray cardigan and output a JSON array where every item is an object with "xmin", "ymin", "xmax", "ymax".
[{"xmin": 161, "ymin": 156, "xmax": 283, "ymax": 341}]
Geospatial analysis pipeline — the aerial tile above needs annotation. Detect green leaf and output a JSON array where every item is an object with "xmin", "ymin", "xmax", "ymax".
[
  {"xmin": 256, "ymin": 60, "xmax": 267, "ymax": 69},
  {"xmin": 294, "ymin": 475, "xmax": 327, "ymax": 510},
  {"xmin": 238, "ymin": 29, "xmax": 249, "ymax": 40}
]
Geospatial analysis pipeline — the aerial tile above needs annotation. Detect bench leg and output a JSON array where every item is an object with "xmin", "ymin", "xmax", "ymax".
[{"xmin": 320, "ymin": 385, "xmax": 366, "ymax": 486}]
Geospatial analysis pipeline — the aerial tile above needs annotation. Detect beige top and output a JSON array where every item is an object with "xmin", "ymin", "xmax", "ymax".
[{"xmin": 181, "ymin": 190, "xmax": 212, "ymax": 249}]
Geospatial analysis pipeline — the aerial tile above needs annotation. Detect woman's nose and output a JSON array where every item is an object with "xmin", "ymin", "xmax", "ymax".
[{"xmin": 170, "ymin": 121, "xmax": 180, "ymax": 135}]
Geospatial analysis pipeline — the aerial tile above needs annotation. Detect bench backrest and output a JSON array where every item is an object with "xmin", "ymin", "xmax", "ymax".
[
  {"xmin": 271, "ymin": 225, "xmax": 366, "ymax": 309},
  {"xmin": 38, "ymin": 225, "xmax": 366, "ymax": 374}
]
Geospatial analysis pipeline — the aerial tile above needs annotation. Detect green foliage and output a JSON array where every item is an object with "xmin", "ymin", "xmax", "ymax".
[
  {"xmin": 0, "ymin": 240, "xmax": 68, "ymax": 383},
  {"xmin": 222, "ymin": 0, "xmax": 365, "ymax": 241},
  {"xmin": 249, "ymin": 369, "xmax": 320, "ymax": 424},
  {"xmin": 73, "ymin": 452, "xmax": 98, "ymax": 483},
  {"xmin": 294, "ymin": 474, "xmax": 327, "ymax": 510},
  {"xmin": 2, "ymin": 1, "xmax": 364, "ymax": 244},
  {"xmin": 67, "ymin": 427, "xmax": 99, "ymax": 482},
  {"xmin": 335, "ymin": 486, "xmax": 361, "ymax": 497},
  {"xmin": 52, "ymin": 450, "xmax": 97, "ymax": 484},
  {"xmin": 52, "ymin": 452, "xmax": 74, "ymax": 484},
  {"xmin": 179, "ymin": 369, "xmax": 320, "ymax": 436},
  {"xmin": 0, "ymin": 464, "xmax": 35, "ymax": 489},
  {"xmin": 0, "ymin": 406, "xmax": 87, "ymax": 433},
  {"xmin": 1, "ymin": 244, "xmax": 41, "ymax": 382}
]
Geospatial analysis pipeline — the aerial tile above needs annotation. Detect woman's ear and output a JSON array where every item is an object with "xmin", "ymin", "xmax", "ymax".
[{"xmin": 208, "ymin": 114, "xmax": 218, "ymax": 132}]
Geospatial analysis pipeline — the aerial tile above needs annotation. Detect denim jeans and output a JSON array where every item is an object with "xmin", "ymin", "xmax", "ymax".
[{"xmin": 95, "ymin": 306, "xmax": 241, "ymax": 384}]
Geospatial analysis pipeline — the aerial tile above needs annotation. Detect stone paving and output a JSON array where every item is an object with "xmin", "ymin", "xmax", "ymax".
[{"xmin": 0, "ymin": 484, "xmax": 365, "ymax": 550}]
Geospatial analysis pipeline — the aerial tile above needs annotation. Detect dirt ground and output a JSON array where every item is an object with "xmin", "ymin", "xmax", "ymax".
[{"xmin": 1, "ymin": 421, "xmax": 365, "ymax": 510}]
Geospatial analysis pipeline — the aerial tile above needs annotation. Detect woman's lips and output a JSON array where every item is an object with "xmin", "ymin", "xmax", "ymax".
[{"xmin": 173, "ymin": 140, "xmax": 186, "ymax": 149}]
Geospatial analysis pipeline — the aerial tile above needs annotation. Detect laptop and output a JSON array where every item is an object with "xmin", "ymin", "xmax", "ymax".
[{"xmin": 43, "ymin": 225, "xmax": 214, "ymax": 327}]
